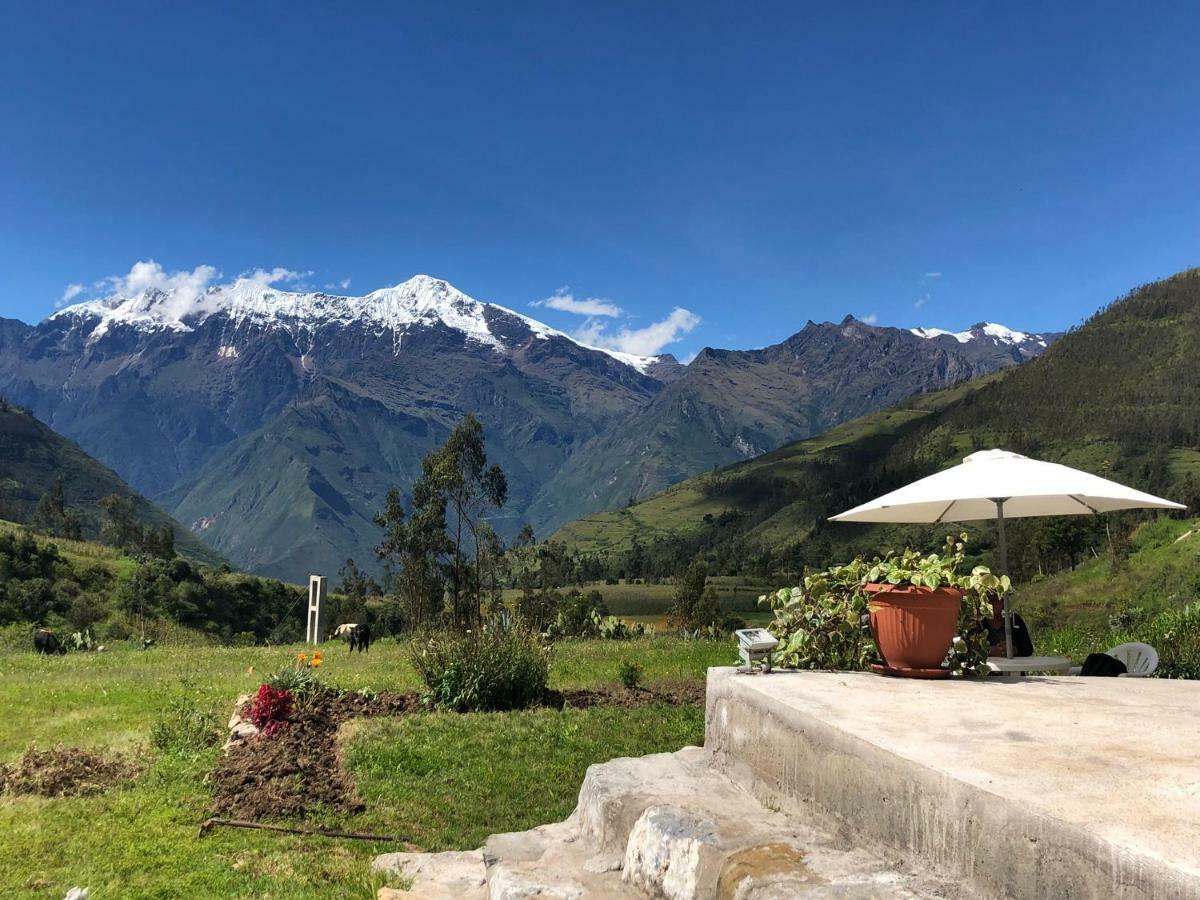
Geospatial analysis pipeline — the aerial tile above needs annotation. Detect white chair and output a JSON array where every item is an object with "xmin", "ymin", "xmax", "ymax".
[{"xmin": 1108, "ymin": 642, "xmax": 1158, "ymax": 677}]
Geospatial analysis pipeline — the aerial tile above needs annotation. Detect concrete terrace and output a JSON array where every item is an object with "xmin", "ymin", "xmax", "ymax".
[{"xmin": 707, "ymin": 668, "xmax": 1200, "ymax": 899}]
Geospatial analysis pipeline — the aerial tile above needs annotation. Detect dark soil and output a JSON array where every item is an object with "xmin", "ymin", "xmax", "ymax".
[
  {"xmin": 210, "ymin": 689, "xmax": 419, "ymax": 821},
  {"xmin": 210, "ymin": 680, "xmax": 704, "ymax": 821},
  {"xmin": 548, "ymin": 680, "xmax": 707, "ymax": 709},
  {"xmin": 0, "ymin": 745, "xmax": 140, "ymax": 797}
]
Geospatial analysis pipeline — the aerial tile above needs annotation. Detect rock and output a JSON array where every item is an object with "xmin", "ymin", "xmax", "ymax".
[
  {"xmin": 487, "ymin": 867, "xmax": 584, "ymax": 899},
  {"xmin": 622, "ymin": 805, "xmax": 721, "ymax": 900},
  {"xmin": 372, "ymin": 850, "xmax": 487, "ymax": 897},
  {"xmin": 222, "ymin": 693, "xmax": 259, "ymax": 752}
]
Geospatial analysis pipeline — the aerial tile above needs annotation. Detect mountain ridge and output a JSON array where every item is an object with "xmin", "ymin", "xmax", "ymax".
[{"xmin": 0, "ymin": 273, "xmax": 1058, "ymax": 579}]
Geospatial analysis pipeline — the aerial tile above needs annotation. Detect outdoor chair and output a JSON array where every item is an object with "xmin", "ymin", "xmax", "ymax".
[{"xmin": 1069, "ymin": 641, "xmax": 1158, "ymax": 677}]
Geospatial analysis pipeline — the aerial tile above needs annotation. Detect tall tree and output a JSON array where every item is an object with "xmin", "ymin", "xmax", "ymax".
[
  {"xmin": 423, "ymin": 414, "xmax": 508, "ymax": 627},
  {"xmin": 374, "ymin": 485, "xmax": 450, "ymax": 630}
]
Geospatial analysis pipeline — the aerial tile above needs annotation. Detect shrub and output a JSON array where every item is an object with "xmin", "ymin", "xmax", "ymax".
[
  {"xmin": 1144, "ymin": 604, "xmax": 1200, "ymax": 679},
  {"xmin": 247, "ymin": 684, "xmax": 294, "ymax": 736},
  {"xmin": 230, "ymin": 631, "xmax": 257, "ymax": 647},
  {"xmin": 546, "ymin": 590, "xmax": 609, "ymax": 638},
  {"xmin": 617, "ymin": 658, "xmax": 644, "ymax": 690},
  {"xmin": 409, "ymin": 628, "xmax": 550, "ymax": 712},
  {"xmin": 265, "ymin": 661, "xmax": 323, "ymax": 700},
  {"xmin": 150, "ymin": 700, "xmax": 220, "ymax": 754}
]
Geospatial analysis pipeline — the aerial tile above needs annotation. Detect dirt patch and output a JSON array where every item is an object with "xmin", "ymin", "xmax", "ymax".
[
  {"xmin": 210, "ymin": 689, "xmax": 419, "ymax": 821},
  {"xmin": 0, "ymin": 745, "xmax": 140, "ymax": 798},
  {"xmin": 548, "ymin": 680, "xmax": 707, "ymax": 710},
  {"xmin": 211, "ymin": 680, "xmax": 703, "ymax": 822}
]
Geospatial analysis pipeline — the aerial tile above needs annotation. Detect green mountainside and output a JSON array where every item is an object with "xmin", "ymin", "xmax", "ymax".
[
  {"xmin": 0, "ymin": 400, "xmax": 223, "ymax": 566},
  {"xmin": 556, "ymin": 269, "xmax": 1200, "ymax": 580}
]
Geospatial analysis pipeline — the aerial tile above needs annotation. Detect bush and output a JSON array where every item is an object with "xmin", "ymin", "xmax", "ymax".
[
  {"xmin": 150, "ymin": 700, "xmax": 220, "ymax": 754},
  {"xmin": 230, "ymin": 631, "xmax": 257, "ymax": 647},
  {"xmin": 409, "ymin": 628, "xmax": 550, "ymax": 712},
  {"xmin": 1144, "ymin": 604, "xmax": 1200, "ymax": 679},
  {"xmin": 617, "ymin": 658, "xmax": 644, "ymax": 690},
  {"xmin": 265, "ymin": 662, "xmax": 323, "ymax": 701}
]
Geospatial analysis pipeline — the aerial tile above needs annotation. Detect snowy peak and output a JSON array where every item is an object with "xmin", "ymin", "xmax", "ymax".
[
  {"xmin": 49, "ymin": 274, "xmax": 663, "ymax": 374},
  {"xmin": 910, "ymin": 322, "xmax": 1051, "ymax": 348}
]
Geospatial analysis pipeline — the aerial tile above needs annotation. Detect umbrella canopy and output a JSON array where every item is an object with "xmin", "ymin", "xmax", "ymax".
[
  {"xmin": 830, "ymin": 449, "xmax": 1185, "ymax": 659},
  {"xmin": 830, "ymin": 449, "xmax": 1185, "ymax": 524}
]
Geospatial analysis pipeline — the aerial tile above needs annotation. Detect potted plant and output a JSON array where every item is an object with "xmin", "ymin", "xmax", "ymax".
[
  {"xmin": 865, "ymin": 534, "xmax": 1008, "ymax": 676},
  {"xmin": 759, "ymin": 534, "xmax": 1007, "ymax": 678}
]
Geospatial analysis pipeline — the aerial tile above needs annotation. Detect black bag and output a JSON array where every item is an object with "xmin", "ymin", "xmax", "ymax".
[{"xmin": 1079, "ymin": 652, "xmax": 1127, "ymax": 677}]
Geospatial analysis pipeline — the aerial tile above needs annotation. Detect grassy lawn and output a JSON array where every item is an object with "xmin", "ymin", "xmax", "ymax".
[{"xmin": 0, "ymin": 638, "xmax": 730, "ymax": 899}]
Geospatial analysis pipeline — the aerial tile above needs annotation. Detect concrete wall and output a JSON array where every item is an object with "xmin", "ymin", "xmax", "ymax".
[{"xmin": 705, "ymin": 668, "xmax": 1200, "ymax": 900}]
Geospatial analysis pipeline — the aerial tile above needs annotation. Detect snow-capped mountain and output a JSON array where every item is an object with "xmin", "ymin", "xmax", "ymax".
[
  {"xmin": 52, "ymin": 274, "xmax": 663, "ymax": 374},
  {"xmin": 910, "ymin": 322, "xmax": 1056, "ymax": 359},
  {"xmin": 0, "ymin": 281, "xmax": 1057, "ymax": 581}
]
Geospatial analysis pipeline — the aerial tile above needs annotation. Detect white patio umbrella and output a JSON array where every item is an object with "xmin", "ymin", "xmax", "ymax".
[{"xmin": 830, "ymin": 449, "xmax": 1185, "ymax": 657}]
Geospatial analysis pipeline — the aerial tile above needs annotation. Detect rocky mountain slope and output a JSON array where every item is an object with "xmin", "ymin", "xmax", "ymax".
[
  {"xmin": 0, "ymin": 274, "xmax": 1055, "ymax": 579},
  {"xmin": 527, "ymin": 315, "xmax": 1057, "ymax": 532}
]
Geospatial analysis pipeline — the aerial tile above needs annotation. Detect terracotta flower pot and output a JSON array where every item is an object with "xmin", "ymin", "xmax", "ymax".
[{"xmin": 865, "ymin": 583, "xmax": 963, "ymax": 672}]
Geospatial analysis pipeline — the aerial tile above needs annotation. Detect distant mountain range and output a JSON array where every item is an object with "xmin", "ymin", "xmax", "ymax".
[
  {"xmin": 556, "ymin": 269, "xmax": 1200, "ymax": 576},
  {"xmin": 0, "ymin": 274, "xmax": 1058, "ymax": 579}
]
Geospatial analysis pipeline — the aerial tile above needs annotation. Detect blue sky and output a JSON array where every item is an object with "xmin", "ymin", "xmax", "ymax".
[{"xmin": 2, "ymin": 2, "xmax": 1199, "ymax": 359}]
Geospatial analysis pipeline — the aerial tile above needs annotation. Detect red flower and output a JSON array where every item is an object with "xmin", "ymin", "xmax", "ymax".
[{"xmin": 248, "ymin": 683, "xmax": 294, "ymax": 736}]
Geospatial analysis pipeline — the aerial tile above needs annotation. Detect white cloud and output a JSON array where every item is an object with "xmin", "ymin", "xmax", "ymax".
[
  {"xmin": 56, "ymin": 283, "xmax": 85, "ymax": 308},
  {"xmin": 96, "ymin": 260, "xmax": 221, "ymax": 319},
  {"xmin": 237, "ymin": 267, "xmax": 312, "ymax": 289},
  {"xmin": 924, "ymin": 272, "xmax": 942, "ymax": 279},
  {"xmin": 861, "ymin": 313, "xmax": 878, "ymax": 324},
  {"xmin": 574, "ymin": 307, "xmax": 701, "ymax": 357},
  {"xmin": 340, "ymin": 277, "xmax": 352, "ymax": 290},
  {"xmin": 531, "ymin": 289, "xmax": 624, "ymax": 318},
  {"xmin": 915, "ymin": 293, "xmax": 930, "ymax": 309}
]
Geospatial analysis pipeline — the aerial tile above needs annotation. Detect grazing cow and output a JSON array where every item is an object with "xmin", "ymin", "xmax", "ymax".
[
  {"xmin": 332, "ymin": 623, "xmax": 358, "ymax": 640},
  {"xmin": 348, "ymin": 623, "xmax": 371, "ymax": 653},
  {"xmin": 34, "ymin": 629, "xmax": 65, "ymax": 655}
]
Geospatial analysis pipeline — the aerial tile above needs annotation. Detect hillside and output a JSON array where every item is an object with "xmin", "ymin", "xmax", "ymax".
[
  {"xmin": 557, "ymin": 269, "xmax": 1200, "ymax": 578},
  {"xmin": 0, "ymin": 401, "xmax": 223, "ymax": 566}
]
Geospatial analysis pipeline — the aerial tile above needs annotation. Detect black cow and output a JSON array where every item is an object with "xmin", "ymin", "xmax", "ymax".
[
  {"xmin": 34, "ymin": 629, "xmax": 65, "ymax": 655},
  {"xmin": 348, "ymin": 623, "xmax": 371, "ymax": 653}
]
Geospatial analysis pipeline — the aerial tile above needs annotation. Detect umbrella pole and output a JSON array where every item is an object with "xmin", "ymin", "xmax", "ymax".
[{"xmin": 995, "ymin": 498, "xmax": 1013, "ymax": 659}]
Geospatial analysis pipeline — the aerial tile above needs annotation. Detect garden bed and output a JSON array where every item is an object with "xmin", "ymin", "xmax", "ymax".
[
  {"xmin": 211, "ymin": 688, "xmax": 419, "ymax": 820},
  {"xmin": 211, "ymin": 680, "xmax": 706, "ymax": 822}
]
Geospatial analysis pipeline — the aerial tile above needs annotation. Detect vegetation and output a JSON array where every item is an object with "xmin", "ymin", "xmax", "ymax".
[
  {"xmin": 408, "ymin": 628, "xmax": 551, "ymax": 711},
  {"xmin": 374, "ymin": 414, "xmax": 509, "ymax": 631},
  {"xmin": 761, "ymin": 535, "xmax": 1010, "ymax": 675},
  {"xmin": 0, "ymin": 399, "xmax": 221, "ymax": 565},
  {"xmin": 0, "ymin": 638, "xmax": 723, "ymax": 898},
  {"xmin": 0, "ymin": 520, "xmax": 305, "ymax": 643}
]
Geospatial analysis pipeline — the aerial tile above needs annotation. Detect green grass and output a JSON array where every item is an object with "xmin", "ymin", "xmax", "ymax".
[
  {"xmin": 344, "ymin": 704, "xmax": 704, "ymax": 850},
  {"xmin": 0, "ymin": 637, "xmax": 730, "ymax": 898}
]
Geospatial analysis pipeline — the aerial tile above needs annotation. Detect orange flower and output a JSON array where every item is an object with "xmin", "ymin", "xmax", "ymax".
[
  {"xmin": 312, "ymin": 657, "xmax": 323, "ymax": 668},
  {"xmin": 298, "ymin": 653, "xmax": 307, "ymax": 662}
]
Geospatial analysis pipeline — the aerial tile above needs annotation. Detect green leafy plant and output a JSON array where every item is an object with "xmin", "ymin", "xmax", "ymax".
[
  {"xmin": 265, "ymin": 662, "xmax": 323, "ymax": 700},
  {"xmin": 150, "ymin": 699, "xmax": 220, "ymax": 754},
  {"xmin": 761, "ymin": 534, "xmax": 1010, "ymax": 675},
  {"xmin": 409, "ymin": 627, "xmax": 551, "ymax": 712},
  {"xmin": 617, "ymin": 658, "xmax": 644, "ymax": 690}
]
